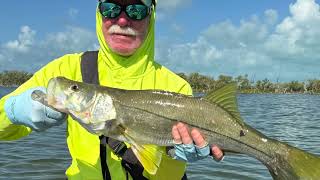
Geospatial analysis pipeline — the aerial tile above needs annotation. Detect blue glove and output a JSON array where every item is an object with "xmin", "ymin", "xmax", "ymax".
[
  {"xmin": 4, "ymin": 87, "xmax": 67, "ymax": 132},
  {"xmin": 173, "ymin": 143, "xmax": 210, "ymax": 162}
]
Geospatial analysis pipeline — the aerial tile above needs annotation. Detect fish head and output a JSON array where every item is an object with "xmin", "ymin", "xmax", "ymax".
[
  {"xmin": 46, "ymin": 76, "xmax": 96, "ymax": 114},
  {"xmin": 46, "ymin": 76, "xmax": 118, "ymax": 136}
]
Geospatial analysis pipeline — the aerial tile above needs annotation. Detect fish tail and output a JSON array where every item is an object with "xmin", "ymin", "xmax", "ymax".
[{"xmin": 263, "ymin": 142, "xmax": 320, "ymax": 180}]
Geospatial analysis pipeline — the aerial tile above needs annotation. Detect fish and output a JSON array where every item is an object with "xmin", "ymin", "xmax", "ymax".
[{"xmin": 32, "ymin": 76, "xmax": 320, "ymax": 179}]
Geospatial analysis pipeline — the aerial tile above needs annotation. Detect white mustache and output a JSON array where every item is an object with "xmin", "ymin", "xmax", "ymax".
[{"xmin": 108, "ymin": 25, "xmax": 137, "ymax": 36}]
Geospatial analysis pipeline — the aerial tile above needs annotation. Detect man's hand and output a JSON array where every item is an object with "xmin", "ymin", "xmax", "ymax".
[
  {"xmin": 4, "ymin": 87, "xmax": 67, "ymax": 132},
  {"xmin": 172, "ymin": 122, "xmax": 224, "ymax": 162}
]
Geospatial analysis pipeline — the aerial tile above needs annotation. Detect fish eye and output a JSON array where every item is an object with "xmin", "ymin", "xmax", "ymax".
[{"xmin": 70, "ymin": 84, "xmax": 79, "ymax": 91}]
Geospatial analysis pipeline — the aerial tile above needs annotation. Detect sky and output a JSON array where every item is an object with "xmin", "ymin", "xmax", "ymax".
[{"xmin": 0, "ymin": 0, "xmax": 319, "ymax": 82}]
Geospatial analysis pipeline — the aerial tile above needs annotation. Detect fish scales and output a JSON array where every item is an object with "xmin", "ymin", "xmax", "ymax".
[
  {"xmin": 113, "ymin": 89, "xmax": 235, "ymax": 132},
  {"xmin": 34, "ymin": 76, "xmax": 320, "ymax": 180}
]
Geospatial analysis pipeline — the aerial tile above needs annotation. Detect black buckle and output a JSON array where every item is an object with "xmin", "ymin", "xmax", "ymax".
[{"xmin": 113, "ymin": 142, "xmax": 128, "ymax": 157}]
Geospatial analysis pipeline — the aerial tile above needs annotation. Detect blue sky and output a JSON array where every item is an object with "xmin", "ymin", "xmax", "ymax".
[{"xmin": 0, "ymin": 0, "xmax": 319, "ymax": 82}]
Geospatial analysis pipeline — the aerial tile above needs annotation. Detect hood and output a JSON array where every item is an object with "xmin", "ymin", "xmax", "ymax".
[
  {"xmin": 96, "ymin": 5, "xmax": 156, "ymax": 79},
  {"xmin": 141, "ymin": 0, "xmax": 155, "ymax": 7}
]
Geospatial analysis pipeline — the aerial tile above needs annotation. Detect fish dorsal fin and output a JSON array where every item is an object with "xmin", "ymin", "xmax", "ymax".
[{"xmin": 204, "ymin": 83, "xmax": 243, "ymax": 124}]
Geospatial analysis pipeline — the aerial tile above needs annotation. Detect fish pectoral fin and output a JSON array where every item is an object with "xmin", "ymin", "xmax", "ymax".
[
  {"xmin": 123, "ymin": 133, "xmax": 163, "ymax": 175},
  {"xmin": 131, "ymin": 144, "xmax": 163, "ymax": 175}
]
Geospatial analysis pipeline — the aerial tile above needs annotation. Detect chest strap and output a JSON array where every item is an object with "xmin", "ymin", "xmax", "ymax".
[{"xmin": 80, "ymin": 51, "xmax": 147, "ymax": 180}]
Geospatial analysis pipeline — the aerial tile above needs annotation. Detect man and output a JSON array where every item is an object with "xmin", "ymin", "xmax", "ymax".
[{"xmin": 0, "ymin": 0, "xmax": 223, "ymax": 179}]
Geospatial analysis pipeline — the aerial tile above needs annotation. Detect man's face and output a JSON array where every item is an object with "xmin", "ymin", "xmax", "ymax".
[{"xmin": 101, "ymin": 0, "xmax": 151, "ymax": 56}]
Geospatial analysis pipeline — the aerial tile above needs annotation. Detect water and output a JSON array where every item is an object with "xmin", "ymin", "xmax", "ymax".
[
  {"xmin": 188, "ymin": 94, "xmax": 320, "ymax": 180},
  {"xmin": 0, "ymin": 88, "xmax": 319, "ymax": 180},
  {"xmin": 0, "ymin": 88, "xmax": 70, "ymax": 180}
]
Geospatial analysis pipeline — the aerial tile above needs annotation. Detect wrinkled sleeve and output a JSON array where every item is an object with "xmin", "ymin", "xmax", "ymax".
[
  {"xmin": 0, "ymin": 73, "xmax": 46, "ymax": 140},
  {"xmin": 177, "ymin": 81, "xmax": 193, "ymax": 96},
  {"xmin": 0, "ymin": 53, "xmax": 81, "ymax": 141}
]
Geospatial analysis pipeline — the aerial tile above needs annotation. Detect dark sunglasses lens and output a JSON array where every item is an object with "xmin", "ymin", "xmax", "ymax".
[
  {"xmin": 126, "ymin": 4, "xmax": 149, "ymax": 20},
  {"xmin": 100, "ymin": 3, "xmax": 121, "ymax": 18}
]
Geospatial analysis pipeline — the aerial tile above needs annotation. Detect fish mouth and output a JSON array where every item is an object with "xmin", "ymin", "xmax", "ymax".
[{"xmin": 46, "ymin": 77, "xmax": 68, "ymax": 112}]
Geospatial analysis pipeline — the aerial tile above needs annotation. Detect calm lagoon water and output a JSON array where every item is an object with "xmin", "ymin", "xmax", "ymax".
[{"xmin": 0, "ymin": 87, "xmax": 319, "ymax": 180}]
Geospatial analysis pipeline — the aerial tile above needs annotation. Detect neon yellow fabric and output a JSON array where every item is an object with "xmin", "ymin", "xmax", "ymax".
[
  {"xmin": 0, "ymin": 4, "xmax": 192, "ymax": 180},
  {"xmin": 96, "ymin": 4, "xmax": 156, "ymax": 80}
]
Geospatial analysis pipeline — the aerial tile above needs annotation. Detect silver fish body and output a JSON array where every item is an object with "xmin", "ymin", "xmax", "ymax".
[{"xmin": 36, "ymin": 76, "xmax": 320, "ymax": 180}]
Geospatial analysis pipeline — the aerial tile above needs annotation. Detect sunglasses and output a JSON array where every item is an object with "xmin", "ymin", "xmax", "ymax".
[{"xmin": 99, "ymin": 1, "xmax": 152, "ymax": 20}]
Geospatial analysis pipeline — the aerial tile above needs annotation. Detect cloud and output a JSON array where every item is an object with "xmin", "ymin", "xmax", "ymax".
[
  {"xmin": 171, "ymin": 23, "xmax": 184, "ymax": 34},
  {"xmin": 157, "ymin": 0, "xmax": 320, "ymax": 81},
  {"xmin": 68, "ymin": 8, "xmax": 79, "ymax": 19},
  {"xmin": 3, "ymin": 26, "xmax": 36, "ymax": 53},
  {"xmin": 0, "ymin": 26, "xmax": 97, "ymax": 72},
  {"xmin": 156, "ymin": 0, "xmax": 192, "ymax": 20},
  {"xmin": 157, "ymin": 0, "xmax": 192, "ymax": 11},
  {"xmin": 42, "ymin": 26, "xmax": 98, "ymax": 53},
  {"xmin": 3, "ymin": 0, "xmax": 320, "ymax": 82},
  {"xmin": 264, "ymin": 9, "xmax": 279, "ymax": 25},
  {"xmin": 202, "ymin": 16, "xmax": 269, "ymax": 49},
  {"xmin": 0, "ymin": 54, "xmax": 4, "ymax": 63},
  {"xmin": 165, "ymin": 37, "xmax": 222, "ymax": 70},
  {"xmin": 265, "ymin": 0, "xmax": 320, "ymax": 61},
  {"xmin": 157, "ymin": 11, "xmax": 273, "ymax": 77}
]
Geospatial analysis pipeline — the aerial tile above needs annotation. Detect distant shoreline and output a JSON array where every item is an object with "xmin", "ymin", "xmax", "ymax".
[
  {"xmin": 1, "ymin": 71, "xmax": 320, "ymax": 94},
  {"xmin": 194, "ymin": 91, "xmax": 320, "ymax": 96},
  {"xmin": 1, "ymin": 84, "xmax": 319, "ymax": 96},
  {"xmin": 0, "ymin": 85, "xmax": 18, "ymax": 88},
  {"xmin": 238, "ymin": 92, "xmax": 320, "ymax": 95},
  {"xmin": 0, "ymin": 86, "xmax": 18, "ymax": 91}
]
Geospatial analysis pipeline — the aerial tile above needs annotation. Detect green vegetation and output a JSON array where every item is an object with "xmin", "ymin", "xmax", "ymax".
[
  {"xmin": 0, "ymin": 71, "xmax": 33, "ymax": 87},
  {"xmin": 1, "ymin": 71, "xmax": 320, "ymax": 94},
  {"xmin": 177, "ymin": 73, "xmax": 320, "ymax": 94}
]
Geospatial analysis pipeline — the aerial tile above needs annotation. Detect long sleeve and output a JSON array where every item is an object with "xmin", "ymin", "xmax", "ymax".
[{"xmin": 0, "ymin": 53, "xmax": 82, "ymax": 141}]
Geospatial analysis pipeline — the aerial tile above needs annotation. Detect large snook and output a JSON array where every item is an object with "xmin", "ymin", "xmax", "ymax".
[{"xmin": 34, "ymin": 76, "xmax": 320, "ymax": 179}]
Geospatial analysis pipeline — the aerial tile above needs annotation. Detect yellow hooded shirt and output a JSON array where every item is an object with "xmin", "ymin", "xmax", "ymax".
[{"xmin": 0, "ymin": 5, "xmax": 192, "ymax": 180}]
